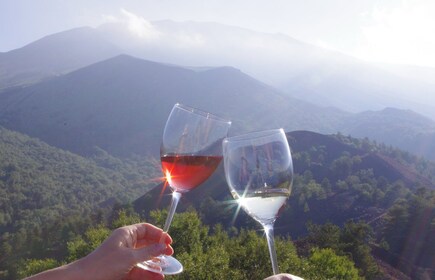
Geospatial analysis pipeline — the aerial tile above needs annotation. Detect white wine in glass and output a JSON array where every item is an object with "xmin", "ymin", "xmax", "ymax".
[
  {"xmin": 137, "ymin": 103, "xmax": 231, "ymax": 275},
  {"xmin": 223, "ymin": 128, "xmax": 293, "ymax": 275}
]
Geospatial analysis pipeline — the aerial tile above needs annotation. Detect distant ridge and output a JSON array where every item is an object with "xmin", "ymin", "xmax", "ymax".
[{"xmin": 339, "ymin": 107, "xmax": 435, "ymax": 160}]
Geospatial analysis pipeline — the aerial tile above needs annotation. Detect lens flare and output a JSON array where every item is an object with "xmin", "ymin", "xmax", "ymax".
[{"xmin": 165, "ymin": 169, "xmax": 173, "ymax": 186}]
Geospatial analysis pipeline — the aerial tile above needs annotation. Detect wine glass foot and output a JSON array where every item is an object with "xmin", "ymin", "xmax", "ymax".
[{"xmin": 137, "ymin": 255, "xmax": 183, "ymax": 275}]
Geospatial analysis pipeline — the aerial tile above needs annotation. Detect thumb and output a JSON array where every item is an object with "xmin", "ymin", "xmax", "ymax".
[{"xmin": 132, "ymin": 243, "xmax": 167, "ymax": 262}]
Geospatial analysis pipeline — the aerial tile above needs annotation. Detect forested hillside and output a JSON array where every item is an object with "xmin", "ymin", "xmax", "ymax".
[
  {"xmin": 0, "ymin": 126, "xmax": 160, "ymax": 278},
  {"xmin": 1, "ymin": 128, "xmax": 433, "ymax": 279}
]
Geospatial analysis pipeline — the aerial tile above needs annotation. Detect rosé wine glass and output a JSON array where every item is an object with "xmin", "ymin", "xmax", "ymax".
[{"xmin": 137, "ymin": 103, "xmax": 231, "ymax": 275}]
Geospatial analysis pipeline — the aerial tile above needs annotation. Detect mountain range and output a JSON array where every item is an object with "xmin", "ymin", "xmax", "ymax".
[
  {"xmin": 1, "ymin": 20, "xmax": 435, "ymax": 161},
  {"xmin": 97, "ymin": 20, "xmax": 435, "ymax": 117},
  {"xmin": 2, "ymin": 20, "xmax": 434, "ymax": 120},
  {"xmin": 1, "ymin": 50, "xmax": 435, "ymax": 160},
  {"xmin": 0, "ymin": 54, "xmax": 348, "ymax": 157}
]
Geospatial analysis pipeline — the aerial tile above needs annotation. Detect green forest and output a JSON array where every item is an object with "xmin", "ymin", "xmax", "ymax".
[{"xmin": 1, "ymin": 127, "xmax": 434, "ymax": 279}]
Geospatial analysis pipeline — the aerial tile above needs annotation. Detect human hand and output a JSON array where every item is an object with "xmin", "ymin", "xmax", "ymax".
[
  {"xmin": 264, "ymin": 273, "xmax": 304, "ymax": 280},
  {"xmin": 24, "ymin": 223, "xmax": 173, "ymax": 280},
  {"xmin": 79, "ymin": 223, "xmax": 173, "ymax": 280}
]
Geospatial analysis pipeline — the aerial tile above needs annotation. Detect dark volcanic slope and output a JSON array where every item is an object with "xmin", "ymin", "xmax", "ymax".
[{"xmin": 134, "ymin": 130, "xmax": 434, "ymax": 223}]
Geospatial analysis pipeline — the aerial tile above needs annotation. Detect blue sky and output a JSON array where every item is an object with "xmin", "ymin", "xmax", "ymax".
[{"xmin": 1, "ymin": 0, "xmax": 435, "ymax": 67}]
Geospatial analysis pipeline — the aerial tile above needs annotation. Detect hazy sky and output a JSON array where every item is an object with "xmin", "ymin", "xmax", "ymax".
[{"xmin": 1, "ymin": 0, "xmax": 435, "ymax": 67}]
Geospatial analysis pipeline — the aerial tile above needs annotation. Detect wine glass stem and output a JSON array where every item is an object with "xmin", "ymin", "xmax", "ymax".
[
  {"xmin": 163, "ymin": 191, "xmax": 182, "ymax": 233},
  {"xmin": 263, "ymin": 223, "xmax": 279, "ymax": 275}
]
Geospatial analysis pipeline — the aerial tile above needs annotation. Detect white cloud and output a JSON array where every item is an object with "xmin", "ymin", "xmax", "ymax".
[
  {"xmin": 101, "ymin": 9, "xmax": 161, "ymax": 40},
  {"xmin": 100, "ymin": 9, "xmax": 208, "ymax": 48},
  {"xmin": 121, "ymin": 9, "xmax": 161, "ymax": 39}
]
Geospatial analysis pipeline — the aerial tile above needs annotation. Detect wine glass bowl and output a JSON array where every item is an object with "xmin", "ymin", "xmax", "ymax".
[
  {"xmin": 223, "ymin": 128, "xmax": 293, "ymax": 275},
  {"xmin": 160, "ymin": 103, "xmax": 231, "ymax": 193}
]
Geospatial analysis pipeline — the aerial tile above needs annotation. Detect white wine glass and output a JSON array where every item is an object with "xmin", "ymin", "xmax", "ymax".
[
  {"xmin": 137, "ymin": 103, "xmax": 231, "ymax": 275},
  {"xmin": 223, "ymin": 128, "xmax": 293, "ymax": 275}
]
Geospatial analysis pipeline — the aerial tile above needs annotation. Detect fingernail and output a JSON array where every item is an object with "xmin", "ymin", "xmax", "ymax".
[{"xmin": 164, "ymin": 233, "xmax": 172, "ymax": 243}]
